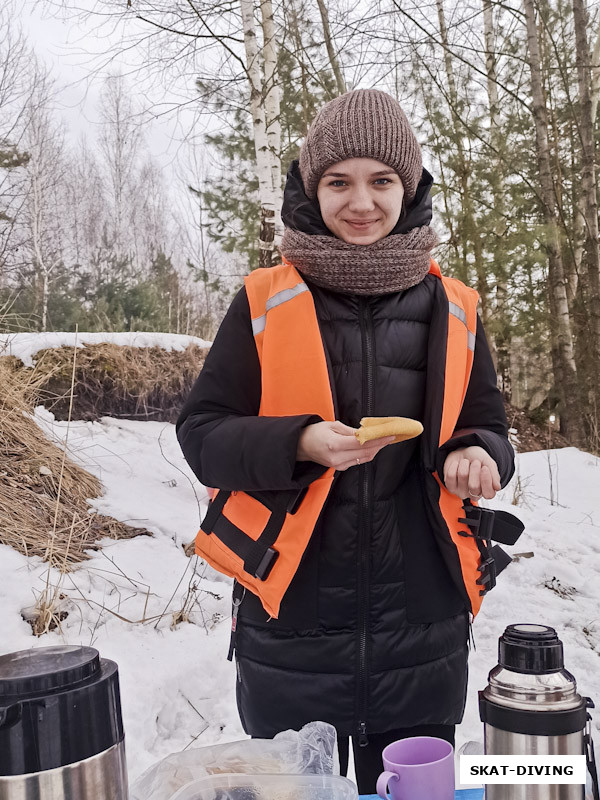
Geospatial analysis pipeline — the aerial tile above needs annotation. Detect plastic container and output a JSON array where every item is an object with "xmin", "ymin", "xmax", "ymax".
[{"xmin": 169, "ymin": 773, "xmax": 359, "ymax": 800}]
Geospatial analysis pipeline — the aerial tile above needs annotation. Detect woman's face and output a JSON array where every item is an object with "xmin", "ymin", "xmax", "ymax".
[{"xmin": 316, "ymin": 158, "xmax": 405, "ymax": 244}]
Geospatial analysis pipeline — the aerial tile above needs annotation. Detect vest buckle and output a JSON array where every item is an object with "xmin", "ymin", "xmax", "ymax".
[
  {"xmin": 253, "ymin": 547, "xmax": 279, "ymax": 580},
  {"xmin": 476, "ymin": 555, "xmax": 497, "ymax": 595},
  {"xmin": 458, "ymin": 503, "xmax": 495, "ymax": 540}
]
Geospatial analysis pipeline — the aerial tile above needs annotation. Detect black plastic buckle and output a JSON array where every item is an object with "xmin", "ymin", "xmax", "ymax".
[
  {"xmin": 288, "ymin": 487, "xmax": 308, "ymax": 515},
  {"xmin": 254, "ymin": 547, "xmax": 279, "ymax": 580},
  {"xmin": 476, "ymin": 555, "xmax": 497, "ymax": 595},
  {"xmin": 458, "ymin": 503, "xmax": 495, "ymax": 540}
]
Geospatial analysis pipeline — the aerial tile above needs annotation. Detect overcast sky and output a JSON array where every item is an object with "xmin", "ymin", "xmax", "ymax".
[{"xmin": 18, "ymin": 1, "xmax": 217, "ymax": 173}]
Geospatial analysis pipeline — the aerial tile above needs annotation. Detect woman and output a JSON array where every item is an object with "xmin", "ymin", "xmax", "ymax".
[{"xmin": 177, "ymin": 89, "xmax": 515, "ymax": 792}]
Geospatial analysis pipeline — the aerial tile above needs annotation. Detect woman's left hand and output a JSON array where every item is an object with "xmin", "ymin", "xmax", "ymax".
[{"xmin": 443, "ymin": 445, "xmax": 501, "ymax": 500}]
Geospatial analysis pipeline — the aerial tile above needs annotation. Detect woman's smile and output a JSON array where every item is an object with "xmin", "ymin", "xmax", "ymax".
[{"xmin": 345, "ymin": 218, "xmax": 380, "ymax": 227}]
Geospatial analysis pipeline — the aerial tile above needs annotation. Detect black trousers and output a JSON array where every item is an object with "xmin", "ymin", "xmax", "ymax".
[{"xmin": 337, "ymin": 724, "xmax": 455, "ymax": 795}]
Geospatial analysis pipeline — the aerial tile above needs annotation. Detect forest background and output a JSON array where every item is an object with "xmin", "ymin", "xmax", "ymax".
[{"xmin": 1, "ymin": 0, "xmax": 600, "ymax": 452}]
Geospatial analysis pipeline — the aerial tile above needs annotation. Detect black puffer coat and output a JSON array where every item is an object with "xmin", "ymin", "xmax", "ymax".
[{"xmin": 177, "ymin": 167, "xmax": 515, "ymax": 741}]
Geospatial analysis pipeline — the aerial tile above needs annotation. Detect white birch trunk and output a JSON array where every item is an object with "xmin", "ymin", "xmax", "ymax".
[
  {"xmin": 572, "ymin": 24, "xmax": 600, "ymax": 290},
  {"xmin": 572, "ymin": 0, "xmax": 600, "ymax": 405},
  {"xmin": 31, "ymin": 167, "xmax": 49, "ymax": 331},
  {"xmin": 41, "ymin": 271, "xmax": 49, "ymax": 333},
  {"xmin": 260, "ymin": 0, "xmax": 283, "ymax": 246},
  {"xmin": 523, "ymin": 0, "xmax": 584, "ymax": 445},
  {"xmin": 591, "ymin": 25, "xmax": 600, "ymax": 122},
  {"xmin": 483, "ymin": 0, "xmax": 500, "ymax": 134},
  {"xmin": 98, "ymin": 76, "xmax": 142, "ymax": 266},
  {"xmin": 483, "ymin": 0, "xmax": 510, "ymax": 392},
  {"xmin": 240, "ymin": 0, "xmax": 277, "ymax": 268},
  {"xmin": 29, "ymin": 127, "xmax": 56, "ymax": 333}
]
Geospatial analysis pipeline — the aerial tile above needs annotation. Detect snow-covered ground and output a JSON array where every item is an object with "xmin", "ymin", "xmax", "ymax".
[
  {"xmin": 0, "ymin": 410, "xmax": 243, "ymax": 782},
  {"xmin": 1, "ymin": 408, "xmax": 599, "ymax": 786},
  {"xmin": 0, "ymin": 331, "xmax": 212, "ymax": 367}
]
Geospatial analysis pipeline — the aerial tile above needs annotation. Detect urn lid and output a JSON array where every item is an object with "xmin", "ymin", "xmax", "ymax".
[
  {"xmin": 0, "ymin": 645, "xmax": 100, "ymax": 700},
  {"xmin": 499, "ymin": 623, "xmax": 564, "ymax": 674}
]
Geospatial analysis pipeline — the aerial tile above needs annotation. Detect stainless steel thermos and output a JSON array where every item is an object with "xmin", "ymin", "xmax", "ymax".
[
  {"xmin": 0, "ymin": 645, "xmax": 129, "ymax": 800},
  {"xmin": 479, "ymin": 623, "xmax": 598, "ymax": 800}
]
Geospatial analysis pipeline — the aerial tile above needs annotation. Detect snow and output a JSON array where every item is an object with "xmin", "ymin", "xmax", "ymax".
[
  {"xmin": 0, "ymin": 331, "xmax": 212, "ymax": 368},
  {"xmin": 462, "ymin": 447, "xmax": 600, "ymax": 743},
  {"xmin": 1, "ymin": 404, "xmax": 600, "ymax": 786},
  {"xmin": 0, "ymin": 410, "xmax": 243, "ymax": 782}
]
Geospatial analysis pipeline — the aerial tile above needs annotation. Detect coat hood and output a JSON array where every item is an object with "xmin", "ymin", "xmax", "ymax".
[{"xmin": 281, "ymin": 159, "xmax": 434, "ymax": 237}]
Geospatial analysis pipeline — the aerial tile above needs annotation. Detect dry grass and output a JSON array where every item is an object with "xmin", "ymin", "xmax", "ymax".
[
  {"xmin": 0, "ymin": 357, "xmax": 151, "ymax": 569},
  {"xmin": 27, "ymin": 343, "xmax": 208, "ymax": 423}
]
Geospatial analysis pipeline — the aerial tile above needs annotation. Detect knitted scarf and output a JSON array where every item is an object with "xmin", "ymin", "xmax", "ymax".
[{"xmin": 280, "ymin": 225, "xmax": 438, "ymax": 296}]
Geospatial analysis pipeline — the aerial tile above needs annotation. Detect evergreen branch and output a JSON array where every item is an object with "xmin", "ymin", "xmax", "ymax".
[
  {"xmin": 414, "ymin": 41, "xmax": 545, "ymax": 208},
  {"xmin": 391, "ymin": 0, "xmax": 533, "ymax": 111}
]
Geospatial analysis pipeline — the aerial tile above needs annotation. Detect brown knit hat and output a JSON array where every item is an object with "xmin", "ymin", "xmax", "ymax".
[{"xmin": 299, "ymin": 89, "xmax": 422, "ymax": 202}]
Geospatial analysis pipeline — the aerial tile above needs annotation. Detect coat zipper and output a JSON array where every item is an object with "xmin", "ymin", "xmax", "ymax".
[{"xmin": 357, "ymin": 298, "xmax": 375, "ymax": 747}]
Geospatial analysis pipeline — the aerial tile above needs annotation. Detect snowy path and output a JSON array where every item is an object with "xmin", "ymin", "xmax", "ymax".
[{"xmin": 1, "ymin": 412, "xmax": 599, "ymax": 783}]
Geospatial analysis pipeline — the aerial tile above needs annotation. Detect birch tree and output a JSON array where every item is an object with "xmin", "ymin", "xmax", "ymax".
[
  {"xmin": 523, "ymin": 0, "xmax": 584, "ymax": 445},
  {"xmin": 572, "ymin": 25, "xmax": 600, "ymax": 293},
  {"xmin": 483, "ymin": 0, "xmax": 512, "ymax": 397},
  {"xmin": 571, "ymin": 0, "xmax": 600, "ymax": 413},
  {"xmin": 0, "ymin": 5, "xmax": 37, "ymax": 280},
  {"xmin": 239, "ymin": 0, "xmax": 282, "ymax": 267},
  {"xmin": 63, "ymin": 139, "xmax": 105, "ymax": 271},
  {"xmin": 22, "ymin": 79, "xmax": 67, "ymax": 331},
  {"xmin": 132, "ymin": 158, "xmax": 170, "ymax": 271},
  {"xmin": 98, "ymin": 74, "xmax": 143, "ymax": 264},
  {"xmin": 260, "ymin": 0, "xmax": 282, "ymax": 241}
]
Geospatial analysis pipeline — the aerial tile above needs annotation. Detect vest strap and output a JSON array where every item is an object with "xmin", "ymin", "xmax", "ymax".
[
  {"xmin": 242, "ymin": 498, "xmax": 288, "ymax": 579},
  {"xmin": 458, "ymin": 503, "xmax": 524, "ymax": 546},
  {"xmin": 200, "ymin": 490, "xmax": 230, "ymax": 533},
  {"xmin": 211, "ymin": 514, "xmax": 255, "ymax": 561},
  {"xmin": 200, "ymin": 489, "xmax": 302, "ymax": 581}
]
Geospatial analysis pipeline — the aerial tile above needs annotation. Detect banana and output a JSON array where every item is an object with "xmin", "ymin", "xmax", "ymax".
[{"xmin": 355, "ymin": 416, "xmax": 424, "ymax": 445}]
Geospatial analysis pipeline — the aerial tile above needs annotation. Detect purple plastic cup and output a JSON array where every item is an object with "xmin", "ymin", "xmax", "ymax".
[{"xmin": 376, "ymin": 736, "xmax": 455, "ymax": 800}]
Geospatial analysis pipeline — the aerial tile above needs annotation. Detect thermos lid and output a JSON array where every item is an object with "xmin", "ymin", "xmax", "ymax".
[
  {"xmin": 499, "ymin": 623, "xmax": 564, "ymax": 674},
  {"xmin": 0, "ymin": 645, "xmax": 100, "ymax": 700}
]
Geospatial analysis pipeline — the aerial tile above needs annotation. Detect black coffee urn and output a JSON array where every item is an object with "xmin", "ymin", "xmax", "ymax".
[{"xmin": 0, "ymin": 645, "xmax": 128, "ymax": 799}]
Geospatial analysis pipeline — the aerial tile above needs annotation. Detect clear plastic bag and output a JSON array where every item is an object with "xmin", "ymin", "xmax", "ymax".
[{"xmin": 129, "ymin": 721, "xmax": 339, "ymax": 800}]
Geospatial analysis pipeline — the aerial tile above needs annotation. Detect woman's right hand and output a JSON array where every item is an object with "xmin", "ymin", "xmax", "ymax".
[{"xmin": 296, "ymin": 420, "xmax": 395, "ymax": 471}]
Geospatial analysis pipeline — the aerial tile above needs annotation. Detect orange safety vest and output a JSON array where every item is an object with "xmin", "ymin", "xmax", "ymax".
[{"xmin": 195, "ymin": 260, "xmax": 487, "ymax": 619}]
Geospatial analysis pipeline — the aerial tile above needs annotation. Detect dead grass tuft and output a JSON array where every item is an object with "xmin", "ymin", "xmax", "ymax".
[
  {"xmin": 28, "ymin": 343, "xmax": 208, "ymax": 423},
  {"xmin": 0, "ymin": 357, "xmax": 151, "ymax": 568}
]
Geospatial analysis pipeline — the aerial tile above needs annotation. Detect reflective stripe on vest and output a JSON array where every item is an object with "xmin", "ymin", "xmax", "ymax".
[
  {"xmin": 251, "ymin": 282, "xmax": 310, "ymax": 335},
  {"xmin": 196, "ymin": 260, "xmax": 485, "ymax": 618}
]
